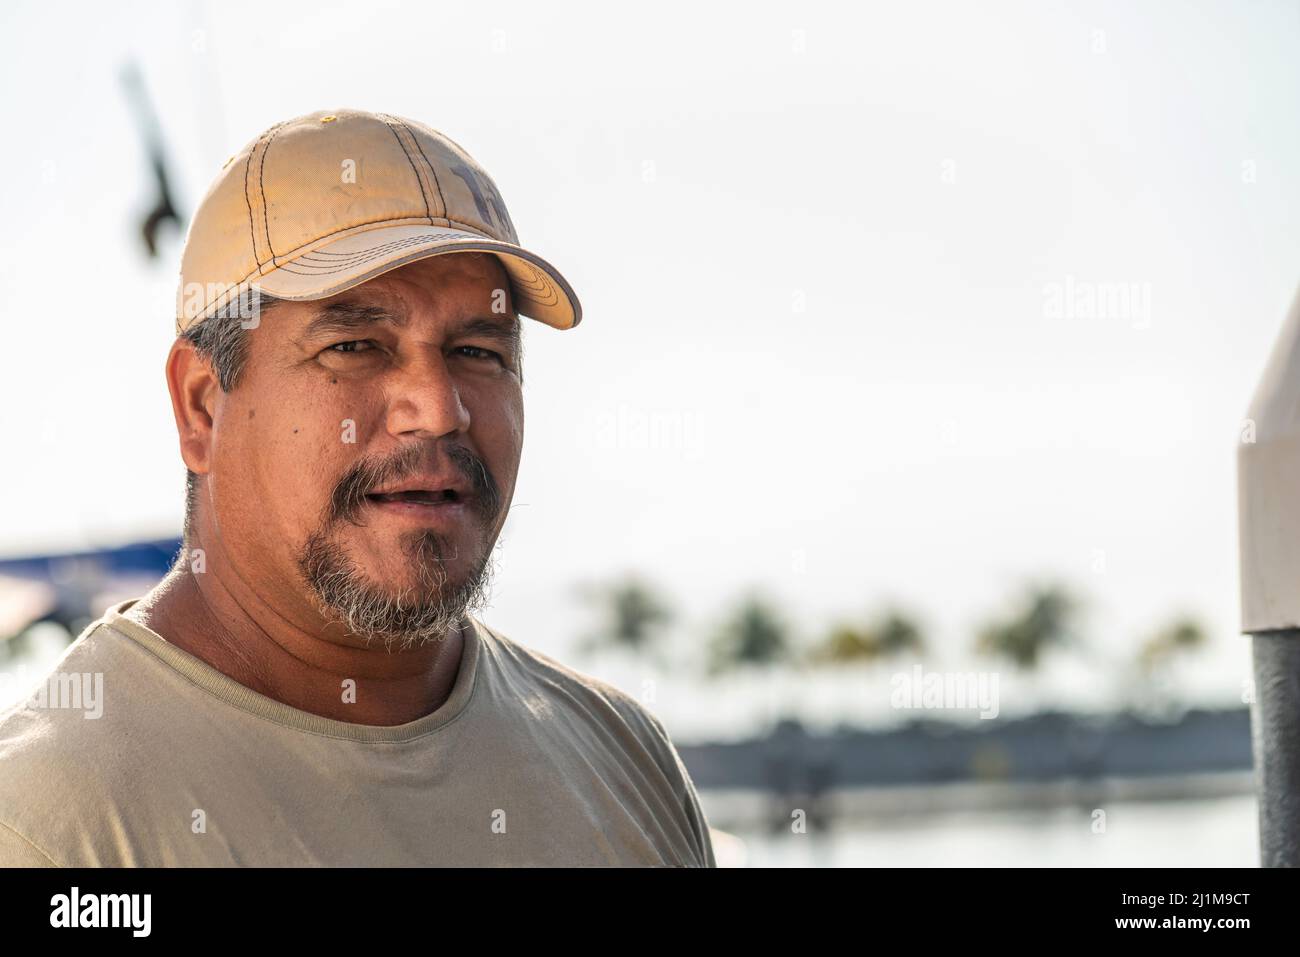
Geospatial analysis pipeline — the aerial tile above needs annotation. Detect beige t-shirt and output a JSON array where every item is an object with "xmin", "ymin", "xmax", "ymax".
[{"xmin": 0, "ymin": 599, "xmax": 715, "ymax": 867}]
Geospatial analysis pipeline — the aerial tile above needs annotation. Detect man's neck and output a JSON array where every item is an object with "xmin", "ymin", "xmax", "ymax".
[{"xmin": 123, "ymin": 562, "xmax": 465, "ymax": 727}]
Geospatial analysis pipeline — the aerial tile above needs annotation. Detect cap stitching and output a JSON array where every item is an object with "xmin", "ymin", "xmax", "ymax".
[
  {"xmin": 277, "ymin": 236, "xmax": 539, "ymax": 276},
  {"xmin": 396, "ymin": 117, "xmax": 448, "ymax": 224},
  {"xmin": 241, "ymin": 145, "xmax": 260, "ymax": 272},
  {"xmin": 196, "ymin": 217, "xmax": 483, "ymax": 289},
  {"xmin": 294, "ymin": 232, "xmax": 496, "ymax": 262},
  {"xmin": 273, "ymin": 236, "xmax": 561, "ymax": 308},
  {"xmin": 377, "ymin": 114, "xmax": 432, "ymax": 224},
  {"xmin": 395, "ymin": 123, "xmax": 441, "ymax": 225},
  {"xmin": 240, "ymin": 124, "xmax": 286, "ymax": 273},
  {"xmin": 258, "ymin": 122, "xmax": 289, "ymax": 267}
]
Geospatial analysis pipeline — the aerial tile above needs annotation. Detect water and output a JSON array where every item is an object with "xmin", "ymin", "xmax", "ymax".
[{"xmin": 709, "ymin": 793, "xmax": 1259, "ymax": 867}]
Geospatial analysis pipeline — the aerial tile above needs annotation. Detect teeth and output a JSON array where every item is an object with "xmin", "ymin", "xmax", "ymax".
[
  {"xmin": 401, "ymin": 490, "xmax": 446, "ymax": 504},
  {"xmin": 365, "ymin": 486, "xmax": 467, "ymax": 506},
  {"xmin": 371, "ymin": 490, "xmax": 449, "ymax": 504}
]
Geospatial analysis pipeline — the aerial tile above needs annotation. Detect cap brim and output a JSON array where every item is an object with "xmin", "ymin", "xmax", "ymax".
[{"xmin": 252, "ymin": 223, "xmax": 582, "ymax": 330}]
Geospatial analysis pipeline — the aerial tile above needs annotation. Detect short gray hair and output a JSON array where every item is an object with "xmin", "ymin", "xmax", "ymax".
[
  {"xmin": 181, "ymin": 288, "xmax": 284, "ymax": 391},
  {"xmin": 180, "ymin": 290, "xmax": 285, "ymax": 547}
]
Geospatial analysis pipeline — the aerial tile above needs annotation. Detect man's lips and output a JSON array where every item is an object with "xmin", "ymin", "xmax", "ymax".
[
  {"xmin": 360, "ymin": 488, "xmax": 475, "ymax": 527},
  {"xmin": 365, "ymin": 471, "xmax": 475, "ymax": 502}
]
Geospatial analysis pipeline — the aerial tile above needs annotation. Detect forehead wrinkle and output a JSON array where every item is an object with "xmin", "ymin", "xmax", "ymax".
[{"xmin": 300, "ymin": 299, "xmax": 408, "ymax": 340}]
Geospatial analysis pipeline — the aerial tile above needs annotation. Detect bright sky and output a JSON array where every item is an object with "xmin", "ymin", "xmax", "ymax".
[{"xmin": 1, "ymin": 0, "xmax": 1297, "ymax": 734}]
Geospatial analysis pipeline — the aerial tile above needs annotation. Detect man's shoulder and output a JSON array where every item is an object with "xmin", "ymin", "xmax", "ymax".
[
  {"xmin": 470, "ymin": 617, "xmax": 676, "ymax": 749},
  {"xmin": 465, "ymin": 619, "xmax": 719, "ymax": 867},
  {"xmin": 0, "ymin": 618, "xmax": 132, "ymax": 764},
  {"xmin": 0, "ymin": 617, "xmax": 140, "ymax": 866}
]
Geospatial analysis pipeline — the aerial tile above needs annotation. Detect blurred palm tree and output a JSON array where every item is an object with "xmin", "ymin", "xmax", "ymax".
[
  {"xmin": 574, "ymin": 576, "xmax": 674, "ymax": 663},
  {"xmin": 1138, "ymin": 616, "xmax": 1208, "ymax": 671},
  {"xmin": 1124, "ymin": 615, "xmax": 1210, "ymax": 717},
  {"xmin": 813, "ymin": 609, "xmax": 925, "ymax": 664},
  {"xmin": 706, "ymin": 593, "xmax": 791, "ymax": 676},
  {"xmin": 876, "ymin": 612, "xmax": 925, "ymax": 656},
  {"xmin": 0, "ymin": 629, "xmax": 32, "ymax": 666},
  {"xmin": 976, "ymin": 584, "xmax": 1078, "ymax": 669}
]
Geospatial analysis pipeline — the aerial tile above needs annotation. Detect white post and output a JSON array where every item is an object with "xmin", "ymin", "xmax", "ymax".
[{"xmin": 1239, "ymin": 281, "xmax": 1300, "ymax": 867}]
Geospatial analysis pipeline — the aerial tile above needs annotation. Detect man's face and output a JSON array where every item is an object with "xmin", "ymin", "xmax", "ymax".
[{"xmin": 203, "ymin": 252, "xmax": 523, "ymax": 649}]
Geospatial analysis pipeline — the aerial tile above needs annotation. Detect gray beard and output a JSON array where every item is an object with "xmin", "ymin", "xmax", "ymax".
[{"xmin": 297, "ymin": 527, "xmax": 496, "ymax": 653}]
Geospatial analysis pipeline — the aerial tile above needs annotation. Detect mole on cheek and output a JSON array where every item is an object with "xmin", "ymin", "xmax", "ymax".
[
  {"xmin": 248, "ymin": 409, "xmax": 255, "ymax": 419},
  {"xmin": 293, "ymin": 428, "xmax": 299, "ymax": 434}
]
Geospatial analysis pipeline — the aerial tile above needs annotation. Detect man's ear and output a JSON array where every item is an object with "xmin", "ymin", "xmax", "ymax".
[{"xmin": 166, "ymin": 338, "xmax": 220, "ymax": 477}]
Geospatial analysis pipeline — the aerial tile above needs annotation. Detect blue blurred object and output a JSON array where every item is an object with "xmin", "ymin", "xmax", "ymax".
[
  {"xmin": 0, "ymin": 536, "xmax": 182, "ymax": 638},
  {"xmin": 0, "ymin": 537, "xmax": 182, "ymax": 581}
]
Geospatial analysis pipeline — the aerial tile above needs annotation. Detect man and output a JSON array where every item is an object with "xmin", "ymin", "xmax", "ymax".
[{"xmin": 0, "ymin": 109, "xmax": 716, "ymax": 867}]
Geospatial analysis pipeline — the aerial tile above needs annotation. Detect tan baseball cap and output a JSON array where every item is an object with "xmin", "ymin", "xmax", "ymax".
[{"xmin": 175, "ymin": 108, "xmax": 581, "ymax": 333}]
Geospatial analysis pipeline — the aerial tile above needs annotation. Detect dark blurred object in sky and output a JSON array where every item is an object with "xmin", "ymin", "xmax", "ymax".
[{"xmin": 120, "ymin": 61, "xmax": 183, "ymax": 259}]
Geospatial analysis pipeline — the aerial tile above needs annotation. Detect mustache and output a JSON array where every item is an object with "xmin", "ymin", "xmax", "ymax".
[{"xmin": 326, "ymin": 443, "xmax": 502, "ymax": 527}]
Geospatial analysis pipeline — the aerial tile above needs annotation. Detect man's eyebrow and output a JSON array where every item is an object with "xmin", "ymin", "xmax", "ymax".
[
  {"xmin": 452, "ymin": 315, "xmax": 522, "ymax": 353},
  {"xmin": 301, "ymin": 300, "xmax": 407, "ymax": 339}
]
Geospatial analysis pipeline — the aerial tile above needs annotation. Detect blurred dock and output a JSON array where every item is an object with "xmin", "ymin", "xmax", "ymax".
[{"xmin": 680, "ymin": 709, "xmax": 1253, "ymax": 831}]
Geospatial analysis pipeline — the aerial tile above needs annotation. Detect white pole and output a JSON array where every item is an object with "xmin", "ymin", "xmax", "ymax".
[{"xmin": 1239, "ymin": 281, "xmax": 1300, "ymax": 867}]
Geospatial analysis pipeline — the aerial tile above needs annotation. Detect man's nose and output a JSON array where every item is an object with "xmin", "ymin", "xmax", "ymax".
[{"xmin": 384, "ymin": 353, "xmax": 471, "ymax": 438}]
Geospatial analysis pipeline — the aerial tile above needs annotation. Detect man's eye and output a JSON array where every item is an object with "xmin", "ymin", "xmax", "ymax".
[
  {"xmin": 327, "ymin": 340, "xmax": 374, "ymax": 354},
  {"xmin": 456, "ymin": 345, "xmax": 504, "ymax": 362}
]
